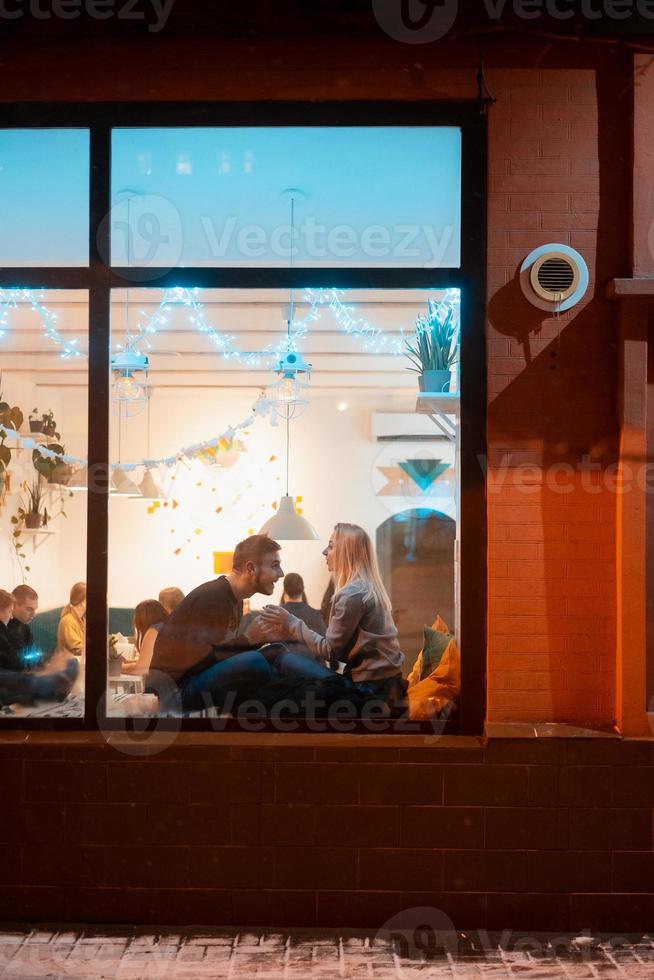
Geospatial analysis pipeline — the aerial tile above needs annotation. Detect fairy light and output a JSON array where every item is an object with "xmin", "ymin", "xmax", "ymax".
[{"xmin": 0, "ymin": 288, "xmax": 83, "ymax": 359}]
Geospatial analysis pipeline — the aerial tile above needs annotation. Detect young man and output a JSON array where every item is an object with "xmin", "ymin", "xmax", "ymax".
[
  {"xmin": 0, "ymin": 589, "xmax": 78, "ymax": 706},
  {"xmin": 158, "ymin": 586, "xmax": 185, "ymax": 616},
  {"xmin": 147, "ymin": 534, "xmax": 284, "ymax": 712},
  {"xmin": 8, "ymin": 584, "xmax": 39, "ymax": 656}
]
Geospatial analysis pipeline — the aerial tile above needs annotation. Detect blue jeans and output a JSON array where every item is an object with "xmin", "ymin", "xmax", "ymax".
[{"xmin": 179, "ymin": 649, "xmax": 273, "ymax": 713}]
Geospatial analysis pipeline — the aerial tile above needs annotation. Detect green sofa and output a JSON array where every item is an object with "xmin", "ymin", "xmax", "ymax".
[{"xmin": 31, "ymin": 607, "xmax": 135, "ymax": 658}]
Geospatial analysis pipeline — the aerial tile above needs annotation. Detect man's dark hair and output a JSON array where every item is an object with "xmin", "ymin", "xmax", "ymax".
[
  {"xmin": 12, "ymin": 584, "xmax": 38, "ymax": 602},
  {"xmin": 282, "ymin": 572, "xmax": 307, "ymax": 603},
  {"xmin": 232, "ymin": 534, "xmax": 280, "ymax": 572}
]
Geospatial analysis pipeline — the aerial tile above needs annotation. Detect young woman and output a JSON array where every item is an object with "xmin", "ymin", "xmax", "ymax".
[
  {"xmin": 122, "ymin": 599, "xmax": 169, "ymax": 676},
  {"xmin": 56, "ymin": 582, "xmax": 86, "ymax": 659},
  {"xmin": 259, "ymin": 523, "xmax": 405, "ymax": 711}
]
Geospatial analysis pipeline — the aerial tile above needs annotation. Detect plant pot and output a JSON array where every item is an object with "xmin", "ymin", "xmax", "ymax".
[
  {"xmin": 29, "ymin": 419, "xmax": 44, "ymax": 433},
  {"xmin": 48, "ymin": 464, "xmax": 74, "ymax": 486},
  {"xmin": 25, "ymin": 512, "xmax": 43, "ymax": 529},
  {"xmin": 42, "ymin": 422, "xmax": 56, "ymax": 437},
  {"xmin": 419, "ymin": 369, "xmax": 451, "ymax": 393}
]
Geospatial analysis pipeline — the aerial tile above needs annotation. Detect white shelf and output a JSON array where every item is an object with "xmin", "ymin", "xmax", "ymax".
[
  {"xmin": 415, "ymin": 392, "xmax": 460, "ymax": 417},
  {"xmin": 21, "ymin": 528, "xmax": 57, "ymax": 535}
]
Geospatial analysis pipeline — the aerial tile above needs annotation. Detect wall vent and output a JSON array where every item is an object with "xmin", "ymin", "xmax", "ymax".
[{"xmin": 520, "ymin": 244, "xmax": 589, "ymax": 313}]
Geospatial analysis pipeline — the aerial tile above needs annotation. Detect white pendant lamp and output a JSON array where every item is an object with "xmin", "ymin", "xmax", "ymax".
[
  {"xmin": 260, "ymin": 494, "xmax": 318, "ymax": 541},
  {"xmin": 259, "ymin": 189, "xmax": 317, "ymax": 542},
  {"xmin": 135, "ymin": 468, "xmax": 166, "ymax": 501},
  {"xmin": 111, "ymin": 466, "xmax": 140, "ymax": 496}
]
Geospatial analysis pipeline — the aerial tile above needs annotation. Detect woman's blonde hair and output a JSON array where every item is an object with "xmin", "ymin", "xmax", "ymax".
[{"xmin": 330, "ymin": 523, "xmax": 392, "ymax": 613}]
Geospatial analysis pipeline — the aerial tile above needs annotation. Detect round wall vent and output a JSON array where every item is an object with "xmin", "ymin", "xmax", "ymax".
[{"xmin": 520, "ymin": 244, "xmax": 589, "ymax": 313}]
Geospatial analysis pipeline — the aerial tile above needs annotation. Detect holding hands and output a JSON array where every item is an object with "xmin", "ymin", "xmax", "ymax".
[{"xmin": 245, "ymin": 605, "xmax": 294, "ymax": 644}]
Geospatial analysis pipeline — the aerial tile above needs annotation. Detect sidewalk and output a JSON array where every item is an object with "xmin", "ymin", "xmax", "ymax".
[{"xmin": 1, "ymin": 928, "xmax": 654, "ymax": 978}]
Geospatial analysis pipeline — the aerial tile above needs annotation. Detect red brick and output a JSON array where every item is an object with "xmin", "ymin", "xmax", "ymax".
[
  {"xmin": 0, "ymin": 804, "xmax": 65, "ymax": 844},
  {"xmin": 65, "ymin": 803, "xmax": 147, "ymax": 845},
  {"xmin": 235, "ymin": 889, "xmax": 316, "ymax": 927},
  {"xmin": 570, "ymin": 894, "xmax": 654, "ymax": 932},
  {"xmin": 528, "ymin": 850, "xmax": 611, "ymax": 892},
  {"xmin": 486, "ymin": 893, "xmax": 570, "ymax": 932},
  {"xmin": 148, "ymin": 888, "xmax": 232, "ymax": 926},
  {"xmin": 509, "ymin": 193, "xmax": 569, "ymax": 211},
  {"xmin": 485, "ymin": 807, "xmax": 568, "ymax": 849},
  {"xmin": 444, "ymin": 766, "xmax": 527, "ymax": 806},
  {"xmin": 613, "ymin": 768, "xmax": 654, "ymax": 807},
  {"xmin": 570, "ymin": 808, "xmax": 653, "ymax": 851},
  {"xmin": 400, "ymin": 807, "xmax": 483, "ymax": 849},
  {"xmin": 0, "ymin": 886, "xmax": 65, "ymax": 923},
  {"xmin": 360, "ymin": 765, "xmax": 443, "ymax": 806},
  {"xmin": 359, "ymin": 848, "xmax": 442, "ymax": 891},
  {"xmin": 316, "ymin": 806, "xmax": 399, "ymax": 847},
  {"xmin": 444, "ymin": 850, "xmax": 528, "ymax": 892},
  {"xmin": 273, "ymin": 846, "xmax": 356, "ymax": 890},
  {"xmin": 259, "ymin": 805, "xmax": 316, "ymax": 846},
  {"xmin": 612, "ymin": 852, "xmax": 654, "ymax": 892},
  {"xmin": 22, "ymin": 844, "xmax": 104, "ymax": 888},
  {"xmin": 104, "ymin": 845, "xmax": 191, "ymax": 889},
  {"xmin": 188, "ymin": 846, "xmax": 274, "ymax": 889},
  {"xmin": 25, "ymin": 762, "xmax": 106, "ymax": 804},
  {"xmin": 274, "ymin": 764, "xmax": 358, "ymax": 804},
  {"xmin": 188, "ymin": 762, "xmax": 270, "ymax": 804},
  {"xmin": 316, "ymin": 890, "xmax": 404, "ymax": 929}
]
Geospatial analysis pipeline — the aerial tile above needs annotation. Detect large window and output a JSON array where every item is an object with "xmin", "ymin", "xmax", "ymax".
[{"xmin": 0, "ymin": 105, "xmax": 486, "ymax": 734}]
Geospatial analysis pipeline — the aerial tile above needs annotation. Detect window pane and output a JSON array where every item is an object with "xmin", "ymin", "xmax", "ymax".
[
  {"xmin": 107, "ymin": 286, "xmax": 460, "ymax": 726},
  {"xmin": 0, "ymin": 289, "xmax": 88, "ymax": 718},
  {"xmin": 111, "ymin": 128, "xmax": 461, "ymax": 268},
  {"xmin": 0, "ymin": 131, "xmax": 89, "ymax": 266}
]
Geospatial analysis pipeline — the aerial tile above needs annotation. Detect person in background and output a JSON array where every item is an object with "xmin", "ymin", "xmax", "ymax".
[
  {"xmin": 122, "ymin": 599, "xmax": 169, "ymax": 676},
  {"xmin": 56, "ymin": 582, "xmax": 86, "ymax": 659},
  {"xmin": 0, "ymin": 589, "xmax": 79, "ymax": 706},
  {"xmin": 8, "ymin": 584, "xmax": 38, "ymax": 656},
  {"xmin": 280, "ymin": 572, "xmax": 326, "ymax": 635},
  {"xmin": 158, "ymin": 587, "xmax": 185, "ymax": 616},
  {"xmin": 0, "ymin": 590, "xmax": 21, "ymax": 673}
]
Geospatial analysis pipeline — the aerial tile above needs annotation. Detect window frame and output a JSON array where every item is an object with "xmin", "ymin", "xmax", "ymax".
[{"xmin": 0, "ymin": 100, "xmax": 487, "ymax": 735}]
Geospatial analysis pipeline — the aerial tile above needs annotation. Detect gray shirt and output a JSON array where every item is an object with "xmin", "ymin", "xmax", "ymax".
[{"xmin": 286, "ymin": 580, "xmax": 404, "ymax": 684}]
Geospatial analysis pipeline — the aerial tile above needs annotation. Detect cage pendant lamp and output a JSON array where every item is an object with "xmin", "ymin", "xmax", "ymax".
[{"xmin": 260, "ymin": 190, "xmax": 317, "ymax": 541}]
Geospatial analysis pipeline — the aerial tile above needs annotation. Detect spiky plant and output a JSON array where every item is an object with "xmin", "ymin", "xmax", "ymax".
[{"xmin": 405, "ymin": 300, "xmax": 459, "ymax": 374}]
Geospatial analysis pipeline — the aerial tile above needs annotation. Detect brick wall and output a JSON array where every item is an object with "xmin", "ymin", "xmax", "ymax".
[
  {"xmin": 1, "ymin": 734, "xmax": 653, "ymax": 931},
  {"xmin": 486, "ymin": 67, "xmax": 629, "ymax": 725}
]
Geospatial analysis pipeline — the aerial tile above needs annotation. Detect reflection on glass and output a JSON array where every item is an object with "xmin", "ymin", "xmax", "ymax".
[
  {"xmin": 0, "ymin": 290, "xmax": 88, "ymax": 717},
  {"xmin": 0, "ymin": 131, "xmax": 90, "ymax": 267},
  {"xmin": 106, "ymin": 288, "xmax": 460, "ymax": 723},
  {"xmin": 111, "ymin": 127, "xmax": 461, "ymax": 268}
]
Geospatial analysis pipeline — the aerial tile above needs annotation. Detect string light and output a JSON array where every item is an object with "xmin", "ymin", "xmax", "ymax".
[
  {"xmin": 0, "ymin": 286, "xmax": 460, "ymax": 365},
  {"xmin": 0, "ymin": 289, "xmax": 83, "ymax": 359}
]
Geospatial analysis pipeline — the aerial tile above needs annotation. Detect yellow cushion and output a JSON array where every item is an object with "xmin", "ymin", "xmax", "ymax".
[{"xmin": 408, "ymin": 637, "xmax": 461, "ymax": 720}]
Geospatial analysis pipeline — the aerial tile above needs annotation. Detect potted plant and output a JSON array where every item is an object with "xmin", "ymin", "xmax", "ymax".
[
  {"xmin": 41, "ymin": 410, "xmax": 59, "ymax": 439},
  {"xmin": 405, "ymin": 299, "xmax": 459, "ymax": 393},
  {"xmin": 29, "ymin": 409, "xmax": 44, "ymax": 434},
  {"xmin": 22, "ymin": 478, "xmax": 45, "ymax": 529},
  {"xmin": 46, "ymin": 447, "xmax": 74, "ymax": 486}
]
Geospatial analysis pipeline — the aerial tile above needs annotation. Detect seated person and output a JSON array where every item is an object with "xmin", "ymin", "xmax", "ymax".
[
  {"xmin": 8, "ymin": 584, "xmax": 38, "ymax": 657},
  {"xmin": 122, "ymin": 599, "xmax": 169, "ymax": 675},
  {"xmin": 158, "ymin": 586, "xmax": 185, "ymax": 616},
  {"xmin": 57, "ymin": 582, "xmax": 86, "ymax": 660},
  {"xmin": 0, "ymin": 590, "xmax": 22, "ymax": 673},
  {"xmin": 146, "ymin": 534, "xmax": 284, "ymax": 713},
  {"xmin": 257, "ymin": 523, "xmax": 406, "ymax": 713},
  {"xmin": 280, "ymin": 572, "xmax": 327, "ymax": 634},
  {"xmin": 0, "ymin": 589, "xmax": 78, "ymax": 706}
]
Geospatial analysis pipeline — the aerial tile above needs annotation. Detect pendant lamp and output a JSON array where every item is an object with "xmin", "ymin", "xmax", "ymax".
[
  {"xmin": 111, "ymin": 466, "xmax": 140, "ymax": 496},
  {"xmin": 259, "ymin": 189, "xmax": 318, "ymax": 541},
  {"xmin": 134, "ymin": 468, "xmax": 166, "ymax": 501}
]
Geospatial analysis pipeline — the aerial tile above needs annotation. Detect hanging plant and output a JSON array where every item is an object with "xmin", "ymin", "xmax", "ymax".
[{"xmin": 0, "ymin": 373, "xmax": 24, "ymax": 489}]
